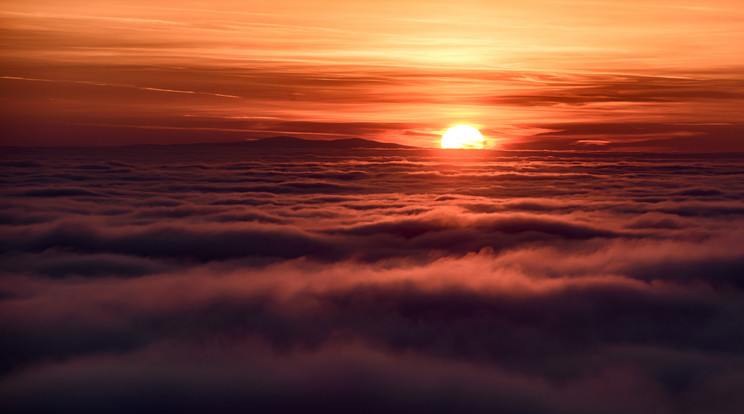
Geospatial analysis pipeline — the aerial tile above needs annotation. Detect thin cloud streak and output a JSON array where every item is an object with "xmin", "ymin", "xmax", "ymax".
[{"xmin": 0, "ymin": 76, "xmax": 243, "ymax": 99}]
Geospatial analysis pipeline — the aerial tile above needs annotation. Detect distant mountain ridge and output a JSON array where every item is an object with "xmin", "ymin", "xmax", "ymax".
[
  {"xmin": 190, "ymin": 136, "xmax": 414, "ymax": 149},
  {"xmin": 0, "ymin": 136, "xmax": 416, "ymax": 150}
]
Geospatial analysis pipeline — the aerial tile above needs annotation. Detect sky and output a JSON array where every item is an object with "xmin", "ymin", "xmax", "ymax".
[{"xmin": 2, "ymin": 0, "xmax": 744, "ymax": 150}]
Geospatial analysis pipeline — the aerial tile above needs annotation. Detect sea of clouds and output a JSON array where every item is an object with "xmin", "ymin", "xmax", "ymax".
[{"xmin": 1, "ymin": 146, "xmax": 744, "ymax": 413}]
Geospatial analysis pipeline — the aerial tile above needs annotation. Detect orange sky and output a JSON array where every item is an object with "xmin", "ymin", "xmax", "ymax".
[{"xmin": 2, "ymin": 0, "xmax": 743, "ymax": 150}]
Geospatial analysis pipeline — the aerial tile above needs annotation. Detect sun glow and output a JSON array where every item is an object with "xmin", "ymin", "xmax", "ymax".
[{"xmin": 441, "ymin": 125, "xmax": 485, "ymax": 149}]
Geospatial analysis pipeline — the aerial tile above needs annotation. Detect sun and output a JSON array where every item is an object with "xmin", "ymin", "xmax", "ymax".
[{"xmin": 441, "ymin": 125, "xmax": 485, "ymax": 149}]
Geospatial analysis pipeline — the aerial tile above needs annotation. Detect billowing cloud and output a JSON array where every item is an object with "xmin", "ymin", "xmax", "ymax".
[{"xmin": 1, "ymin": 146, "xmax": 744, "ymax": 412}]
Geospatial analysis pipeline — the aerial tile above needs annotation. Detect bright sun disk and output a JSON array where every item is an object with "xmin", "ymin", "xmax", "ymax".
[{"xmin": 441, "ymin": 125, "xmax": 485, "ymax": 149}]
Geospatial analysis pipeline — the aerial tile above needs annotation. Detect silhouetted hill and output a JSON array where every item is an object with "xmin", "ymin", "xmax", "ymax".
[
  {"xmin": 236, "ymin": 136, "xmax": 413, "ymax": 149},
  {"xmin": 0, "ymin": 136, "xmax": 416, "ymax": 151}
]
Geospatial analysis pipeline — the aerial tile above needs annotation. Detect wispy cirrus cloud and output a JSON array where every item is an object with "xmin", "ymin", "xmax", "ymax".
[
  {"xmin": 0, "ymin": 76, "xmax": 242, "ymax": 98},
  {"xmin": 2, "ymin": 0, "xmax": 744, "ymax": 148}
]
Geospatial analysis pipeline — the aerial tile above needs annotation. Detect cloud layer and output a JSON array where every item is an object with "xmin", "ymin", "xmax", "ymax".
[{"xmin": 1, "ymin": 147, "xmax": 744, "ymax": 413}]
